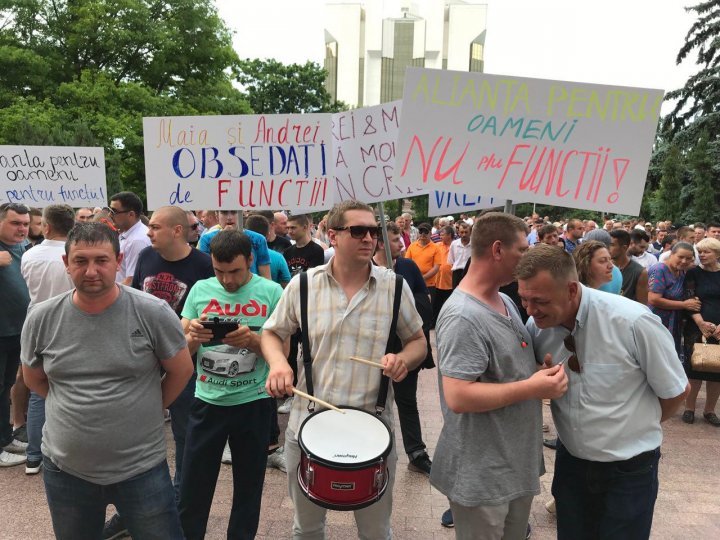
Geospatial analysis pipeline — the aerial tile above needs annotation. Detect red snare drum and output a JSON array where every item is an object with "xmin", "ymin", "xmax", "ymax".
[{"xmin": 297, "ymin": 407, "xmax": 392, "ymax": 511}]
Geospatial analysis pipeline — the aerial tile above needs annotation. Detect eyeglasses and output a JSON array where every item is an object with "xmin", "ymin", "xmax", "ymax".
[
  {"xmin": 333, "ymin": 225, "xmax": 382, "ymax": 239},
  {"xmin": 108, "ymin": 207, "xmax": 131, "ymax": 216},
  {"xmin": 563, "ymin": 334, "xmax": 581, "ymax": 373}
]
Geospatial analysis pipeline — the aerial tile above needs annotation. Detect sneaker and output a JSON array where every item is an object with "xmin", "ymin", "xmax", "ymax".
[
  {"xmin": 25, "ymin": 458, "xmax": 42, "ymax": 475},
  {"xmin": 703, "ymin": 412, "xmax": 720, "ymax": 426},
  {"xmin": 542, "ymin": 423, "xmax": 550, "ymax": 433},
  {"xmin": 163, "ymin": 409, "xmax": 171, "ymax": 423},
  {"xmin": 3, "ymin": 439, "xmax": 28, "ymax": 454},
  {"xmin": 545, "ymin": 498, "xmax": 556, "ymax": 514},
  {"xmin": 267, "ymin": 447, "xmax": 287, "ymax": 473},
  {"xmin": 12, "ymin": 425, "xmax": 28, "ymax": 443},
  {"xmin": 526, "ymin": 523, "xmax": 532, "ymax": 539},
  {"xmin": 407, "ymin": 452, "xmax": 432, "ymax": 476},
  {"xmin": 221, "ymin": 442, "xmax": 232, "ymax": 464},
  {"xmin": 102, "ymin": 513, "xmax": 128, "ymax": 540},
  {"xmin": 682, "ymin": 410, "xmax": 695, "ymax": 424},
  {"xmin": 277, "ymin": 396, "xmax": 294, "ymax": 414},
  {"xmin": 543, "ymin": 438, "xmax": 558, "ymax": 450},
  {"xmin": 0, "ymin": 450, "xmax": 26, "ymax": 467},
  {"xmin": 440, "ymin": 508, "xmax": 454, "ymax": 528}
]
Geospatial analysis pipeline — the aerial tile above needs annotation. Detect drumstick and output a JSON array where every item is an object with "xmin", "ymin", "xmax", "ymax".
[
  {"xmin": 348, "ymin": 356, "xmax": 386, "ymax": 369},
  {"xmin": 291, "ymin": 388, "xmax": 346, "ymax": 414}
]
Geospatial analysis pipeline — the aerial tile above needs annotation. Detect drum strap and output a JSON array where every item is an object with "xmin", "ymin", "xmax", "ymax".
[
  {"xmin": 299, "ymin": 271, "xmax": 315, "ymax": 412},
  {"xmin": 375, "ymin": 274, "xmax": 404, "ymax": 416},
  {"xmin": 298, "ymin": 271, "xmax": 403, "ymax": 416}
]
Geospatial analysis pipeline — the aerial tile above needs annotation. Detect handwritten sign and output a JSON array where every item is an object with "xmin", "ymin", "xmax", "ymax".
[
  {"xmin": 143, "ymin": 114, "xmax": 334, "ymax": 211},
  {"xmin": 429, "ymin": 191, "xmax": 506, "ymax": 217},
  {"xmin": 330, "ymin": 102, "xmax": 424, "ymax": 204},
  {"xmin": 0, "ymin": 146, "xmax": 106, "ymax": 207},
  {"xmin": 395, "ymin": 68, "xmax": 663, "ymax": 215}
]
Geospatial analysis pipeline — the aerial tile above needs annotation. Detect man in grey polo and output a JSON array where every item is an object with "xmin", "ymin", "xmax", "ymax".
[{"xmin": 517, "ymin": 244, "xmax": 689, "ymax": 540}]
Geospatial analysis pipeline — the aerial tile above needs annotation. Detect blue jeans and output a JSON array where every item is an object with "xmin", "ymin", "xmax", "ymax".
[
  {"xmin": 26, "ymin": 391, "xmax": 45, "ymax": 461},
  {"xmin": 552, "ymin": 442, "xmax": 660, "ymax": 540},
  {"xmin": 0, "ymin": 335, "xmax": 21, "ymax": 447},
  {"xmin": 43, "ymin": 457, "xmax": 182, "ymax": 540},
  {"xmin": 168, "ymin": 371, "xmax": 196, "ymax": 499}
]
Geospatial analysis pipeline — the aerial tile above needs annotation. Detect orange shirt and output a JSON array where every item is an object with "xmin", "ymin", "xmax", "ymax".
[
  {"xmin": 436, "ymin": 241, "xmax": 453, "ymax": 290},
  {"xmin": 405, "ymin": 240, "xmax": 443, "ymax": 287}
]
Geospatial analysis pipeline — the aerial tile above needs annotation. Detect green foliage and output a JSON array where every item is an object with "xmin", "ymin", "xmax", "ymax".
[
  {"xmin": 237, "ymin": 58, "xmax": 348, "ymax": 114},
  {"xmin": 652, "ymin": 143, "xmax": 685, "ymax": 222},
  {"xmin": 685, "ymin": 134, "xmax": 719, "ymax": 222}
]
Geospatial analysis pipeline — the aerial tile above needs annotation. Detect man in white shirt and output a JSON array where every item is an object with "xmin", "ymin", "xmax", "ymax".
[
  {"xmin": 628, "ymin": 230, "xmax": 658, "ymax": 269},
  {"xmin": 109, "ymin": 191, "xmax": 150, "ymax": 285},
  {"xmin": 20, "ymin": 204, "xmax": 75, "ymax": 475},
  {"xmin": 448, "ymin": 222, "xmax": 472, "ymax": 288}
]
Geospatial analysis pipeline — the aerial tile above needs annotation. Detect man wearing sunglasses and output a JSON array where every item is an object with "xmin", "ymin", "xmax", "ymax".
[
  {"xmin": 109, "ymin": 191, "xmax": 151, "ymax": 286},
  {"xmin": 0, "ymin": 203, "xmax": 31, "ymax": 467},
  {"xmin": 262, "ymin": 200, "xmax": 427, "ymax": 539},
  {"xmin": 518, "ymin": 244, "xmax": 690, "ymax": 540}
]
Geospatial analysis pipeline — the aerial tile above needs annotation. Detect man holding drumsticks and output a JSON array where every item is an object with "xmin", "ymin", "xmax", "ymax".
[{"xmin": 262, "ymin": 200, "xmax": 426, "ymax": 539}]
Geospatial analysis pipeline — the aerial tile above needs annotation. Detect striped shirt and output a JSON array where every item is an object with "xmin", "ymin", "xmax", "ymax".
[{"xmin": 263, "ymin": 258, "xmax": 423, "ymax": 436}]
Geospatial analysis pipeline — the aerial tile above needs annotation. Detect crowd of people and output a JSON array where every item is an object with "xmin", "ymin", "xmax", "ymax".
[{"xmin": 0, "ymin": 196, "xmax": 715, "ymax": 540}]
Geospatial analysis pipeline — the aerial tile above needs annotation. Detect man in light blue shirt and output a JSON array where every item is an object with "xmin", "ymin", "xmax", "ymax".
[{"xmin": 517, "ymin": 244, "xmax": 689, "ymax": 540}]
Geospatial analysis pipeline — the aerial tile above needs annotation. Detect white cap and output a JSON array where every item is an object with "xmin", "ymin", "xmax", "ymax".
[{"xmin": 446, "ymin": 215, "xmax": 455, "ymax": 221}]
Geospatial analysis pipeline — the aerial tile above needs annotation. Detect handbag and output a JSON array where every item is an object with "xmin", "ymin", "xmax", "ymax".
[{"xmin": 690, "ymin": 336, "xmax": 720, "ymax": 373}]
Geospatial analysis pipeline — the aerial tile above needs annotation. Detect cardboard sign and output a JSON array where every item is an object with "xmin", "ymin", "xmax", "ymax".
[
  {"xmin": 429, "ymin": 191, "xmax": 506, "ymax": 217},
  {"xmin": 330, "ymin": 101, "xmax": 424, "ymax": 204},
  {"xmin": 395, "ymin": 68, "xmax": 663, "ymax": 215},
  {"xmin": 143, "ymin": 114, "xmax": 335, "ymax": 211},
  {"xmin": 0, "ymin": 145, "xmax": 106, "ymax": 207}
]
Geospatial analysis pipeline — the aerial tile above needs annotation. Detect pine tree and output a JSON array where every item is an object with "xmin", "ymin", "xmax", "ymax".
[
  {"xmin": 686, "ymin": 134, "xmax": 718, "ymax": 222},
  {"xmin": 653, "ymin": 143, "xmax": 684, "ymax": 222}
]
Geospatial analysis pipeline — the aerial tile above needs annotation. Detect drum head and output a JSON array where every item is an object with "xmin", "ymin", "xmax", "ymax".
[{"xmin": 300, "ymin": 408, "xmax": 391, "ymax": 464}]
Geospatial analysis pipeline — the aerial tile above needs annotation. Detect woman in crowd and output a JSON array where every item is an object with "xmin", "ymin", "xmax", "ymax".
[
  {"xmin": 648, "ymin": 242, "xmax": 701, "ymax": 356},
  {"xmin": 681, "ymin": 238, "xmax": 720, "ymax": 425},
  {"xmin": 573, "ymin": 240, "xmax": 614, "ymax": 289}
]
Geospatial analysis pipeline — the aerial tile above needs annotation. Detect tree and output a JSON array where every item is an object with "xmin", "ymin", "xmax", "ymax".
[
  {"xmin": 652, "ymin": 143, "xmax": 685, "ymax": 222},
  {"xmin": 685, "ymin": 134, "xmax": 718, "ymax": 222},
  {"xmin": 237, "ymin": 58, "xmax": 347, "ymax": 114}
]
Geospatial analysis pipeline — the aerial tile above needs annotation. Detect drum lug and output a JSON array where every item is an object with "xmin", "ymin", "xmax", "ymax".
[
  {"xmin": 374, "ymin": 468, "xmax": 385, "ymax": 489},
  {"xmin": 305, "ymin": 462, "xmax": 314, "ymax": 486}
]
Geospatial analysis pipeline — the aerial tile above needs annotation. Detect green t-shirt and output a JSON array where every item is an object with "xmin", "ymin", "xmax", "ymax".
[{"xmin": 181, "ymin": 274, "xmax": 282, "ymax": 406}]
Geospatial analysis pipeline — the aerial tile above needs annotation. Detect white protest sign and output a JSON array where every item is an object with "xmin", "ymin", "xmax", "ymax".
[
  {"xmin": 0, "ymin": 145, "xmax": 106, "ymax": 207},
  {"xmin": 429, "ymin": 191, "xmax": 506, "ymax": 217},
  {"xmin": 396, "ymin": 68, "xmax": 663, "ymax": 215},
  {"xmin": 330, "ymin": 101, "xmax": 424, "ymax": 204},
  {"xmin": 143, "ymin": 114, "xmax": 334, "ymax": 211}
]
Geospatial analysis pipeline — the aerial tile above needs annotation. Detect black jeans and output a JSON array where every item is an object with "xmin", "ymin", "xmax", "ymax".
[
  {"xmin": 432, "ymin": 288, "xmax": 453, "ymax": 327},
  {"xmin": 392, "ymin": 367, "xmax": 426, "ymax": 459},
  {"xmin": 0, "ymin": 335, "xmax": 21, "ymax": 447},
  {"xmin": 178, "ymin": 397, "xmax": 272, "ymax": 540},
  {"xmin": 553, "ymin": 441, "xmax": 660, "ymax": 540}
]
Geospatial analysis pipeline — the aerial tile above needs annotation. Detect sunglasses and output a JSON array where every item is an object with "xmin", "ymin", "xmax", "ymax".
[
  {"xmin": 563, "ymin": 334, "xmax": 581, "ymax": 373},
  {"xmin": 333, "ymin": 225, "xmax": 382, "ymax": 239},
  {"xmin": 108, "ymin": 207, "xmax": 131, "ymax": 216}
]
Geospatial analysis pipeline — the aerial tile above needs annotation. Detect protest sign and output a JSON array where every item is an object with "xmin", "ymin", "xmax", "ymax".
[
  {"xmin": 143, "ymin": 114, "xmax": 334, "ymax": 211},
  {"xmin": 429, "ymin": 191, "xmax": 506, "ymax": 217},
  {"xmin": 0, "ymin": 146, "xmax": 106, "ymax": 207},
  {"xmin": 331, "ymin": 101, "xmax": 424, "ymax": 204},
  {"xmin": 396, "ymin": 68, "xmax": 663, "ymax": 215}
]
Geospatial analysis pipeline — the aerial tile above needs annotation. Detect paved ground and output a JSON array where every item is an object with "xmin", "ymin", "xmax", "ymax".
[{"xmin": 2, "ymin": 334, "xmax": 720, "ymax": 539}]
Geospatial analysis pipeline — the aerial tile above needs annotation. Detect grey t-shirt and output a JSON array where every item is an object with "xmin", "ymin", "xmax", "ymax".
[
  {"xmin": 430, "ymin": 290, "xmax": 544, "ymax": 506},
  {"xmin": 21, "ymin": 285, "xmax": 187, "ymax": 485}
]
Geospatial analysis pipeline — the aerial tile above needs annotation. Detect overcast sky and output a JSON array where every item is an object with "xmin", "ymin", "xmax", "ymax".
[{"xmin": 215, "ymin": 0, "xmax": 699, "ymax": 114}]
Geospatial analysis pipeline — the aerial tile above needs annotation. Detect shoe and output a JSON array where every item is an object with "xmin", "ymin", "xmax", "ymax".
[
  {"xmin": 408, "ymin": 453, "xmax": 432, "ymax": 476},
  {"xmin": 221, "ymin": 442, "xmax": 232, "ymax": 464},
  {"xmin": 682, "ymin": 410, "xmax": 695, "ymax": 424},
  {"xmin": 440, "ymin": 508, "xmax": 454, "ymax": 528},
  {"xmin": 526, "ymin": 523, "xmax": 532, "ymax": 539},
  {"xmin": 12, "ymin": 425, "xmax": 28, "ymax": 443},
  {"xmin": 703, "ymin": 412, "xmax": 720, "ymax": 426},
  {"xmin": 277, "ymin": 396, "xmax": 294, "ymax": 414},
  {"xmin": 102, "ymin": 513, "xmax": 128, "ymax": 540},
  {"xmin": 25, "ymin": 458, "xmax": 42, "ymax": 475},
  {"xmin": 267, "ymin": 447, "xmax": 287, "ymax": 473},
  {"xmin": 543, "ymin": 438, "xmax": 558, "ymax": 450},
  {"xmin": 3, "ymin": 439, "xmax": 28, "ymax": 454},
  {"xmin": 545, "ymin": 498, "xmax": 556, "ymax": 514},
  {"xmin": 0, "ymin": 450, "xmax": 26, "ymax": 467},
  {"xmin": 542, "ymin": 423, "xmax": 550, "ymax": 433},
  {"xmin": 163, "ymin": 409, "xmax": 171, "ymax": 423}
]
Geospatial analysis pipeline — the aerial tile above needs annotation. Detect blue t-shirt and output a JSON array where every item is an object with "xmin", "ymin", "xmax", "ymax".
[
  {"xmin": 268, "ymin": 249, "xmax": 291, "ymax": 285},
  {"xmin": 131, "ymin": 246, "xmax": 214, "ymax": 315},
  {"xmin": 198, "ymin": 228, "xmax": 270, "ymax": 274},
  {"xmin": 598, "ymin": 265, "xmax": 622, "ymax": 295}
]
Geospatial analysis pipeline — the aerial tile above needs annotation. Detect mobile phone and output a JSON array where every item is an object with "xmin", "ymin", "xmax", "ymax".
[{"xmin": 200, "ymin": 318, "xmax": 239, "ymax": 346}]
